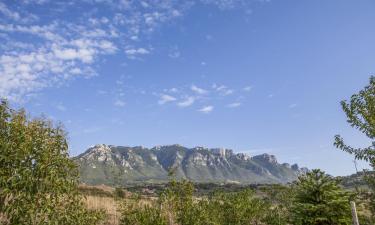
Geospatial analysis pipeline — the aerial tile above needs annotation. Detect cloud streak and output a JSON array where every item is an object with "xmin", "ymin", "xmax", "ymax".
[
  {"xmin": 191, "ymin": 85, "xmax": 208, "ymax": 95},
  {"xmin": 177, "ymin": 96, "xmax": 195, "ymax": 107},
  {"xmin": 158, "ymin": 94, "xmax": 177, "ymax": 105},
  {"xmin": 198, "ymin": 105, "xmax": 214, "ymax": 113}
]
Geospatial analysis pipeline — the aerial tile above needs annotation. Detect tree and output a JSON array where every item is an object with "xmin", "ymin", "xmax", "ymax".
[
  {"xmin": 334, "ymin": 76, "xmax": 375, "ymax": 221},
  {"xmin": 291, "ymin": 169, "xmax": 352, "ymax": 225},
  {"xmin": 0, "ymin": 99, "xmax": 104, "ymax": 225},
  {"xmin": 334, "ymin": 76, "xmax": 375, "ymax": 165}
]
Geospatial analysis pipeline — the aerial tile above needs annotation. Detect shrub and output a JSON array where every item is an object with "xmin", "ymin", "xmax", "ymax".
[
  {"xmin": 0, "ymin": 99, "xmax": 104, "ymax": 225},
  {"xmin": 291, "ymin": 169, "xmax": 352, "ymax": 225}
]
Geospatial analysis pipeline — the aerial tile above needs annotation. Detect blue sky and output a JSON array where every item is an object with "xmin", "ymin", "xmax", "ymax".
[{"xmin": 1, "ymin": 0, "xmax": 375, "ymax": 175}]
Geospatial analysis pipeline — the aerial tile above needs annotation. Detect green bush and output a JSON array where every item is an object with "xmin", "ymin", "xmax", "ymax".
[
  {"xmin": 119, "ymin": 179, "xmax": 289, "ymax": 225},
  {"xmin": 291, "ymin": 169, "xmax": 352, "ymax": 225},
  {"xmin": 0, "ymin": 99, "xmax": 104, "ymax": 225},
  {"xmin": 119, "ymin": 195, "xmax": 167, "ymax": 225}
]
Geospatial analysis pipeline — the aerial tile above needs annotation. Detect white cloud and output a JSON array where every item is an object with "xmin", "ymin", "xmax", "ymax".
[
  {"xmin": 114, "ymin": 99, "xmax": 126, "ymax": 107},
  {"xmin": 0, "ymin": 0, "xmax": 257, "ymax": 102},
  {"xmin": 0, "ymin": 43, "xmax": 105, "ymax": 102},
  {"xmin": 53, "ymin": 47, "xmax": 95, "ymax": 63},
  {"xmin": 243, "ymin": 86, "xmax": 252, "ymax": 92},
  {"xmin": 56, "ymin": 103, "xmax": 67, "ymax": 111},
  {"xmin": 0, "ymin": 25, "xmax": 116, "ymax": 101},
  {"xmin": 198, "ymin": 105, "xmax": 214, "ymax": 113},
  {"xmin": 168, "ymin": 47, "xmax": 181, "ymax": 58},
  {"xmin": 222, "ymin": 89, "xmax": 233, "ymax": 96},
  {"xmin": 158, "ymin": 94, "xmax": 177, "ymax": 105},
  {"xmin": 227, "ymin": 102, "xmax": 241, "ymax": 108},
  {"xmin": 213, "ymin": 84, "xmax": 233, "ymax": 96},
  {"xmin": 169, "ymin": 88, "xmax": 178, "ymax": 93},
  {"xmin": 191, "ymin": 85, "xmax": 208, "ymax": 95},
  {"xmin": 97, "ymin": 90, "xmax": 107, "ymax": 95},
  {"xmin": 289, "ymin": 103, "xmax": 297, "ymax": 109},
  {"xmin": 0, "ymin": 2, "xmax": 20, "ymax": 21},
  {"xmin": 125, "ymin": 48, "xmax": 151, "ymax": 59},
  {"xmin": 177, "ymin": 96, "xmax": 195, "ymax": 107}
]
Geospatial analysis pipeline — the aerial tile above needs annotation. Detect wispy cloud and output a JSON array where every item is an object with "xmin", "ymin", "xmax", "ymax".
[
  {"xmin": 114, "ymin": 99, "xmax": 126, "ymax": 107},
  {"xmin": 198, "ymin": 105, "xmax": 214, "ymax": 113},
  {"xmin": 191, "ymin": 85, "xmax": 208, "ymax": 95},
  {"xmin": 158, "ymin": 94, "xmax": 177, "ymax": 105},
  {"xmin": 125, "ymin": 48, "xmax": 150, "ymax": 59},
  {"xmin": 0, "ymin": 22, "xmax": 116, "ymax": 102},
  {"xmin": 55, "ymin": 103, "xmax": 67, "ymax": 111},
  {"xmin": 243, "ymin": 86, "xmax": 252, "ymax": 92},
  {"xmin": 177, "ymin": 96, "xmax": 195, "ymax": 107},
  {"xmin": 0, "ymin": 2, "xmax": 37, "ymax": 23},
  {"xmin": 227, "ymin": 102, "xmax": 241, "ymax": 108},
  {"xmin": 0, "ymin": 0, "xmax": 258, "ymax": 102},
  {"xmin": 212, "ymin": 84, "xmax": 233, "ymax": 96},
  {"xmin": 168, "ymin": 46, "xmax": 181, "ymax": 58}
]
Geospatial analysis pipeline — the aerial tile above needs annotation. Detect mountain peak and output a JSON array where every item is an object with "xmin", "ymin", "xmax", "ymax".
[
  {"xmin": 76, "ymin": 144, "xmax": 306, "ymax": 186},
  {"xmin": 252, "ymin": 153, "xmax": 278, "ymax": 164},
  {"xmin": 210, "ymin": 148, "xmax": 233, "ymax": 157}
]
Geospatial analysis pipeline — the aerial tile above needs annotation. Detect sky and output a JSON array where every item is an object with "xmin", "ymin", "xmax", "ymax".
[{"xmin": 1, "ymin": 0, "xmax": 375, "ymax": 176}]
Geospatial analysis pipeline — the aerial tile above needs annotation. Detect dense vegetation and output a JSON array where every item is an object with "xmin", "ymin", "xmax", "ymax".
[
  {"xmin": 1, "ymin": 77, "xmax": 375, "ymax": 224},
  {"xmin": 116, "ymin": 169, "xmax": 358, "ymax": 225},
  {"xmin": 0, "ymin": 100, "xmax": 104, "ymax": 225}
]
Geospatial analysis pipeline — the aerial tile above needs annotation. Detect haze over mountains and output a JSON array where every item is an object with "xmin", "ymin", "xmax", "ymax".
[{"xmin": 75, "ymin": 144, "xmax": 308, "ymax": 185}]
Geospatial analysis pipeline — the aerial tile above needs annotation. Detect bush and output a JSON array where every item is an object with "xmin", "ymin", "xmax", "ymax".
[
  {"xmin": 119, "ymin": 179, "xmax": 287, "ymax": 225},
  {"xmin": 0, "ymin": 99, "xmax": 104, "ymax": 225},
  {"xmin": 291, "ymin": 169, "xmax": 352, "ymax": 225},
  {"xmin": 119, "ymin": 195, "xmax": 167, "ymax": 225}
]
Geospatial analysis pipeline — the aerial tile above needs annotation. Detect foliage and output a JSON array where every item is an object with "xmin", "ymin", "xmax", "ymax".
[
  {"xmin": 119, "ymin": 178, "xmax": 292, "ymax": 225},
  {"xmin": 119, "ymin": 194, "xmax": 167, "ymax": 225},
  {"xmin": 334, "ymin": 76, "xmax": 375, "ymax": 222},
  {"xmin": 260, "ymin": 184, "xmax": 294, "ymax": 225},
  {"xmin": 334, "ymin": 76, "xmax": 375, "ymax": 164},
  {"xmin": 207, "ymin": 189, "xmax": 272, "ymax": 225},
  {"xmin": 0, "ymin": 99, "xmax": 104, "ymax": 225},
  {"xmin": 160, "ymin": 179, "xmax": 212, "ymax": 225},
  {"xmin": 291, "ymin": 169, "xmax": 352, "ymax": 225}
]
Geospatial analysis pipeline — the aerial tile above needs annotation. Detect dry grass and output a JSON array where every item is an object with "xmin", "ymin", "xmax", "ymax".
[
  {"xmin": 84, "ymin": 195, "xmax": 120, "ymax": 225},
  {"xmin": 82, "ymin": 191, "xmax": 156, "ymax": 225}
]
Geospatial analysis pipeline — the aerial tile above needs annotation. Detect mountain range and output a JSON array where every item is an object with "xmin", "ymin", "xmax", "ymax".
[{"xmin": 75, "ymin": 144, "xmax": 308, "ymax": 186}]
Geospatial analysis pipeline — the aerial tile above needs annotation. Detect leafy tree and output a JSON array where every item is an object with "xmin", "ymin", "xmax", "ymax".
[
  {"xmin": 291, "ymin": 169, "xmax": 352, "ymax": 225},
  {"xmin": 334, "ymin": 76, "xmax": 375, "ymax": 164},
  {"xmin": 208, "ymin": 189, "xmax": 270, "ymax": 225},
  {"xmin": 334, "ymin": 76, "xmax": 375, "ymax": 221},
  {"xmin": 0, "ymin": 99, "xmax": 104, "ymax": 225}
]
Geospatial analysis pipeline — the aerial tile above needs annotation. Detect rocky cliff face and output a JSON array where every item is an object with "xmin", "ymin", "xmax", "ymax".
[{"xmin": 75, "ymin": 144, "xmax": 308, "ymax": 186}]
